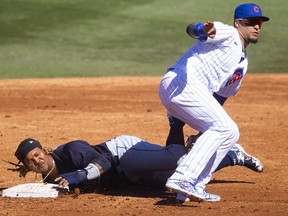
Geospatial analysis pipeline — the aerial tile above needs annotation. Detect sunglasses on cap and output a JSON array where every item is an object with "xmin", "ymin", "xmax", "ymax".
[{"xmin": 238, "ymin": 18, "xmax": 263, "ymax": 28}]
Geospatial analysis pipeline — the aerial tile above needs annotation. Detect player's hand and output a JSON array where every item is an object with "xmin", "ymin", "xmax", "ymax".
[
  {"xmin": 55, "ymin": 176, "xmax": 70, "ymax": 187},
  {"xmin": 204, "ymin": 21, "xmax": 216, "ymax": 38},
  {"xmin": 56, "ymin": 171, "xmax": 82, "ymax": 187}
]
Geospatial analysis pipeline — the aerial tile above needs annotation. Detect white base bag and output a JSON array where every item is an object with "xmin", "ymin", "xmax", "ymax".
[{"xmin": 2, "ymin": 183, "xmax": 69, "ymax": 198}]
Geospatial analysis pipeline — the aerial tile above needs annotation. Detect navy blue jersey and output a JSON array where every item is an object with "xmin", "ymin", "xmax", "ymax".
[{"xmin": 44, "ymin": 140, "xmax": 116, "ymax": 184}]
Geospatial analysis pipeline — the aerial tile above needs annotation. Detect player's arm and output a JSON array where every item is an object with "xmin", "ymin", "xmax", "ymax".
[
  {"xmin": 54, "ymin": 141, "xmax": 112, "ymax": 187},
  {"xmin": 166, "ymin": 113, "xmax": 185, "ymax": 146},
  {"xmin": 186, "ymin": 21, "xmax": 216, "ymax": 41},
  {"xmin": 55, "ymin": 162, "xmax": 104, "ymax": 187}
]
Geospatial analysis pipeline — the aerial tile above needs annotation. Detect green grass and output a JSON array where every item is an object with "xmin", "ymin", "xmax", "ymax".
[{"xmin": 0, "ymin": 0, "xmax": 287, "ymax": 78}]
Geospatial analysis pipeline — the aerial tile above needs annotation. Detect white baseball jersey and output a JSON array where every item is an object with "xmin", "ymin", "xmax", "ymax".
[
  {"xmin": 159, "ymin": 21, "xmax": 246, "ymax": 192},
  {"xmin": 167, "ymin": 21, "xmax": 247, "ymax": 96}
]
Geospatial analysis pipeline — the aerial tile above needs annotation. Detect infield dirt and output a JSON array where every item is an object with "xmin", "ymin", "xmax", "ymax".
[{"xmin": 0, "ymin": 74, "xmax": 287, "ymax": 216}]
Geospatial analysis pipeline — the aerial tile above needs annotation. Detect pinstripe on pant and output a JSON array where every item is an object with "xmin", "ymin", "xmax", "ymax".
[{"xmin": 159, "ymin": 71, "xmax": 239, "ymax": 192}]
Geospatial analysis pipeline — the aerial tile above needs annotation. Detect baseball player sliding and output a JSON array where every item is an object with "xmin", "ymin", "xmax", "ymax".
[
  {"xmin": 9, "ymin": 134, "xmax": 263, "ymax": 201},
  {"xmin": 158, "ymin": 3, "xmax": 269, "ymax": 202}
]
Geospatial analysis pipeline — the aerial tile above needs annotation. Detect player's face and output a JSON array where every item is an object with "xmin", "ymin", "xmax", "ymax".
[
  {"xmin": 236, "ymin": 18, "xmax": 263, "ymax": 44},
  {"xmin": 24, "ymin": 147, "xmax": 51, "ymax": 173}
]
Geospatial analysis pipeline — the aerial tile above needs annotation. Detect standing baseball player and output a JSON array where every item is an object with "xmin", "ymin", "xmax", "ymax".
[
  {"xmin": 11, "ymin": 135, "xmax": 263, "ymax": 195},
  {"xmin": 158, "ymin": 3, "xmax": 269, "ymax": 202}
]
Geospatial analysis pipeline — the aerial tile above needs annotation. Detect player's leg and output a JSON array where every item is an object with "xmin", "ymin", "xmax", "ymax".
[
  {"xmin": 119, "ymin": 142, "xmax": 187, "ymax": 182},
  {"xmin": 159, "ymin": 73, "xmax": 239, "ymax": 201},
  {"xmin": 186, "ymin": 134, "xmax": 264, "ymax": 172},
  {"xmin": 118, "ymin": 139, "xmax": 262, "ymax": 190},
  {"xmin": 224, "ymin": 143, "xmax": 264, "ymax": 172},
  {"xmin": 176, "ymin": 143, "xmax": 264, "ymax": 203}
]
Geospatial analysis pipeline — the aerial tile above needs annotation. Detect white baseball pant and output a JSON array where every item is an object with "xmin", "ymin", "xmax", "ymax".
[{"xmin": 159, "ymin": 71, "xmax": 239, "ymax": 192}]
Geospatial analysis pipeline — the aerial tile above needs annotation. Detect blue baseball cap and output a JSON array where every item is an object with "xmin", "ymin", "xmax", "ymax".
[{"xmin": 234, "ymin": 3, "xmax": 269, "ymax": 21}]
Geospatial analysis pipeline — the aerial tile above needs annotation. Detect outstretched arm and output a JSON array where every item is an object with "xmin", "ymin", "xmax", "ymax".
[
  {"xmin": 53, "ymin": 140, "xmax": 112, "ymax": 187},
  {"xmin": 186, "ymin": 21, "xmax": 216, "ymax": 41},
  {"xmin": 55, "ymin": 162, "xmax": 104, "ymax": 187}
]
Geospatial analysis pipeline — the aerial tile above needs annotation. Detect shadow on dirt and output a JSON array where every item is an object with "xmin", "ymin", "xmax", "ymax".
[
  {"xmin": 68, "ymin": 178, "xmax": 255, "ymax": 201},
  {"xmin": 209, "ymin": 179, "xmax": 255, "ymax": 184}
]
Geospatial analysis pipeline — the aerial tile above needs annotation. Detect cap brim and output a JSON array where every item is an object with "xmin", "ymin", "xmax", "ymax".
[
  {"xmin": 246, "ymin": 16, "xmax": 270, "ymax": 22},
  {"xmin": 260, "ymin": 16, "xmax": 270, "ymax": 22}
]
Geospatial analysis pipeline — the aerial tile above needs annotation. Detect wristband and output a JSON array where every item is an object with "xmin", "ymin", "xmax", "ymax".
[
  {"xmin": 193, "ymin": 22, "xmax": 207, "ymax": 38},
  {"xmin": 198, "ymin": 35, "xmax": 208, "ymax": 42},
  {"xmin": 60, "ymin": 169, "xmax": 87, "ymax": 185}
]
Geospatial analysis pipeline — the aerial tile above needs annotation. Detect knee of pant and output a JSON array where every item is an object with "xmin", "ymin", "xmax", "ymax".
[
  {"xmin": 217, "ymin": 120, "xmax": 239, "ymax": 143},
  {"xmin": 227, "ymin": 121, "xmax": 240, "ymax": 143}
]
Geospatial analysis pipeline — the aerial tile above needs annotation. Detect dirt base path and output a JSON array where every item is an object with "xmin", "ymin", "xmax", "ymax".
[{"xmin": 0, "ymin": 74, "xmax": 287, "ymax": 216}]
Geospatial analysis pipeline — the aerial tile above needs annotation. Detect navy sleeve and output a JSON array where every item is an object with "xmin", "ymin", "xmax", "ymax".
[{"xmin": 60, "ymin": 140, "xmax": 112, "ymax": 172}]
